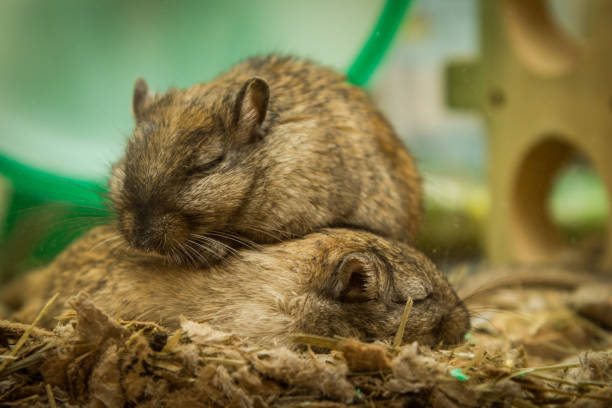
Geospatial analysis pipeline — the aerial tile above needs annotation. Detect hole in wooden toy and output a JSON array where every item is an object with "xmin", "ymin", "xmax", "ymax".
[
  {"xmin": 511, "ymin": 138, "xmax": 609, "ymax": 265},
  {"xmin": 502, "ymin": 0, "xmax": 582, "ymax": 76},
  {"xmin": 549, "ymin": 157, "xmax": 609, "ymax": 256}
]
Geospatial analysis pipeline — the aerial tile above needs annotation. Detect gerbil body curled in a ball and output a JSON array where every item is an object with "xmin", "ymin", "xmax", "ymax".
[
  {"xmin": 110, "ymin": 55, "xmax": 421, "ymax": 265},
  {"xmin": 8, "ymin": 226, "xmax": 469, "ymax": 347}
]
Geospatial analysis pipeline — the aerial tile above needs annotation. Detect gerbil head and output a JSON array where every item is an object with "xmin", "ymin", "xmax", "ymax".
[
  {"xmin": 109, "ymin": 77, "xmax": 270, "ymax": 263},
  {"xmin": 279, "ymin": 230, "xmax": 470, "ymax": 347}
]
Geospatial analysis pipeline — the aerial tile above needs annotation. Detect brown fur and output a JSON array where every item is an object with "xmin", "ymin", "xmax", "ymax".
[
  {"xmin": 110, "ymin": 55, "xmax": 422, "ymax": 265},
  {"xmin": 9, "ymin": 226, "xmax": 468, "ymax": 347}
]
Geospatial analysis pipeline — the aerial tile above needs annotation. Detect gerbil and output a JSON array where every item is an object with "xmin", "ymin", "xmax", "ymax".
[
  {"xmin": 9, "ymin": 226, "xmax": 468, "ymax": 347},
  {"xmin": 110, "ymin": 55, "xmax": 421, "ymax": 265}
]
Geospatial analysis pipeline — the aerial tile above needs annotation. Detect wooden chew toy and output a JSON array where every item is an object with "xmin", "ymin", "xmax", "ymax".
[{"xmin": 446, "ymin": 0, "xmax": 612, "ymax": 269}]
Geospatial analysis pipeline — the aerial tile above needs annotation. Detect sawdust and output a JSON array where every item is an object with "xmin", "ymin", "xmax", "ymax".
[{"xmin": 0, "ymin": 266, "xmax": 610, "ymax": 407}]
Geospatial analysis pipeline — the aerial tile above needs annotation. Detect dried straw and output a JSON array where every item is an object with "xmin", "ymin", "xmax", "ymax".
[
  {"xmin": 393, "ymin": 297, "xmax": 413, "ymax": 348},
  {"xmin": 0, "ymin": 293, "xmax": 58, "ymax": 374}
]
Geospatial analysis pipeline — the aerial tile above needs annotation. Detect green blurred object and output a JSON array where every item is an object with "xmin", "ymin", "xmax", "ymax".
[
  {"xmin": 549, "ymin": 162, "xmax": 609, "ymax": 238},
  {"xmin": 0, "ymin": 0, "xmax": 413, "ymax": 267},
  {"xmin": 347, "ymin": 0, "xmax": 413, "ymax": 86},
  {"xmin": 449, "ymin": 368, "xmax": 470, "ymax": 381},
  {"xmin": 0, "ymin": 155, "xmax": 108, "ymax": 277}
]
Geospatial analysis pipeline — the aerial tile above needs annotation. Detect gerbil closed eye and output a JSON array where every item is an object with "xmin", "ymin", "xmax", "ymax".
[
  {"xmin": 392, "ymin": 275, "xmax": 431, "ymax": 303},
  {"xmin": 392, "ymin": 291, "xmax": 431, "ymax": 305},
  {"xmin": 188, "ymin": 154, "xmax": 225, "ymax": 176}
]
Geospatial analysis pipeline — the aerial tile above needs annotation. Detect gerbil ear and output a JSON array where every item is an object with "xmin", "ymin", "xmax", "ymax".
[
  {"xmin": 329, "ymin": 253, "xmax": 380, "ymax": 303},
  {"xmin": 132, "ymin": 78, "xmax": 151, "ymax": 123},
  {"xmin": 233, "ymin": 77, "xmax": 269, "ymax": 140}
]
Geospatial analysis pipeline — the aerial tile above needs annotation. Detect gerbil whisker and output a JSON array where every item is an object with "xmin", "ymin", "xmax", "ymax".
[
  {"xmin": 169, "ymin": 240, "xmax": 187, "ymax": 266},
  {"xmin": 232, "ymin": 222, "xmax": 292, "ymax": 242},
  {"xmin": 466, "ymin": 306, "xmax": 532, "ymax": 320},
  {"xmin": 457, "ymin": 269, "xmax": 587, "ymax": 305},
  {"xmin": 68, "ymin": 205, "xmax": 111, "ymax": 214},
  {"xmin": 168, "ymin": 247, "xmax": 182, "ymax": 265},
  {"xmin": 182, "ymin": 239, "xmax": 214, "ymax": 268},
  {"xmin": 458, "ymin": 279, "xmax": 515, "ymax": 305},
  {"xmin": 206, "ymin": 231, "xmax": 262, "ymax": 250},
  {"xmin": 9, "ymin": 203, "xmax": 111, "ymax": 217},
  {"xmin": 46, "ymin": 217, "xmax": 109, "ymax": 233},
  {"xmin": 181, "ymin": 245, "xmax": 196, "ymax": 267},
  {"xmin": 190, "ymin": 234, "xmax": 240, "ymax": 258},
  {"xmin": 54, "ymin": 214, "xmax": 110, "ymax": 222},
  {"xmin": 175, "ymin": 239, "xmax": 197, "ymax": 266},
  {"xmin": 212, "ymin": 222, "xmax": 273, "ymax": 239},
  {"xmin": 106, "ymin": 239, "xmax": 126, "ymax": 252},
  {"xmin": 91, "ymin": 234, "xmax": 122, "ymax": 251},
  {"xmin": 185, "ymin": 241, "xmax": 210, "ymax": 268}
]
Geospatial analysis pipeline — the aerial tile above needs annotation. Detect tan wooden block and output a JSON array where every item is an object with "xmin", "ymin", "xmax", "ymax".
[{"xmin": 446, "ymin": 0, "xmax": 612, "ymax": 270}]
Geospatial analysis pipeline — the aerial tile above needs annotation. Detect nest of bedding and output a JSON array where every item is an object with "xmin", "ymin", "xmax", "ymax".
[{"xmin": 0, "ymin": 266, "xmax": 611, "ymax": 408}]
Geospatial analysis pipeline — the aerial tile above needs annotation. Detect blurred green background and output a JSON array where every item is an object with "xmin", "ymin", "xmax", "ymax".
[
  {"xmin": 0, "ymin": 0, "xmax": 389, "ymax": 180},
  {"xmin": 0, "ymin": 0, "xmax": 608, "ymax": 280}
]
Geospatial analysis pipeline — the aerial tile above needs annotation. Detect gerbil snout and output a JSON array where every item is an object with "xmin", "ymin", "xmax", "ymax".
[
  {"xmin": 120, "ymin": 210, "xmax": 190, "ymax": 255},
  {"xmin": 434, "ymin": 303, "xmax": 470, "ymax": 346}
]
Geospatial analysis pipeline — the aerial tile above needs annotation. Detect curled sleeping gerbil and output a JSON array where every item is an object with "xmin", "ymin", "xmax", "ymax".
[
  {"xmin": 7, "ymin": 226, "xmax": 469, "ymax": 347},
  {"xmin": 109, "ymin": 55, "xmax": 422, "ymax": 266}
]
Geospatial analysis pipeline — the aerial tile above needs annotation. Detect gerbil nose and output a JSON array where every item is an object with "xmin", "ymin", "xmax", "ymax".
[
  {"xmin": 131, "ymin": 224, "xmax": 159, "ymax": 251},
  {"xmin": 126, "ymin": 211, "xmax": 190, "ymax": 254},
  {"xmin": 133, "ymin": 231, "xmax": 155, "ymax": 251},
  {"xmin": 130, "ymin": 210, "xmax": 163, "ymax": 252},
  {"xmin": 437, "ymin": 307, "xmax": 470, "ymax": 346}
]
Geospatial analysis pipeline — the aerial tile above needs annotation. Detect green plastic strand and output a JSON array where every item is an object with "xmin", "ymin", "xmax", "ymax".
[{"xmin": 347, "ymin": 0, "xmax": 413, "ymax": 86}]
